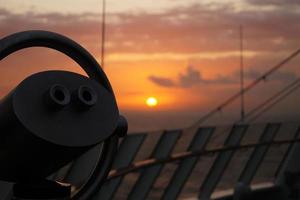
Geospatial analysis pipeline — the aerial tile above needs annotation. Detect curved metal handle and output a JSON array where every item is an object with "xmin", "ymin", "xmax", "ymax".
[
  {"xmin": 0, "ymin": 30, "xmax": 113, "ymax": 93},
  {"xmin": 0, "ymin": 30, "xmax": 119, "ymax": 200}
]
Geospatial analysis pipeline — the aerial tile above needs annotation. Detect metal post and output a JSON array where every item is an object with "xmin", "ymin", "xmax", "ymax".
[
  {"xmin": 240, "ymin": 25, "xmax": 245, "ymax": 122},
  {"xmin": 101, "ymin": 0, "xmax": 106, "ymax": 69}
]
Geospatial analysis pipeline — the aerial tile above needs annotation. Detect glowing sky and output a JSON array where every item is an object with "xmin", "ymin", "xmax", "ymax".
[{"xmin": 1, "ymin": 0, "xmax": 300, "ymax": 131}]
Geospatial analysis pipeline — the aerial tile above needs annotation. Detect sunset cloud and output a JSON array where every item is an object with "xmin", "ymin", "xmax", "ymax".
[
  {"xmin": 247, "ymin": 0, "xmax": 300, "ymax": 6},
  {"xmin": 148, "ymin": 66, "xmax": 236, "ymax": 88},
  {"xmin": 148, "ymin": 76, "xmax": 176, "ymax": 87},
  {"xmin": 1, "ymin": 2, "xmax": 299, "ymax": 56},
  {"xmin": 148, "ymin": 66, "xmax": 299, "ymax": 88}
]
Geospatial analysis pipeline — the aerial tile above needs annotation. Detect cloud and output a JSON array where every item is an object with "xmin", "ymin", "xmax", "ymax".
[
  {"xmin": 247, "ymin": 0, "xmax": 300, "ymax": 6},
  {"xmin": 148, "ymin": 66, "xmax": 237, "ymax": 88},
  {"xmin": 0, "ymin": 1, "xmax": 299, "ymax": 58},
  {"xmin": 178, "ymin": 66, "xmax": 202, "ymax": 87},
  {"xmin": 148, "ymin": 66, "xmax": 200, "ymax": 88},
  {"xmin": 148, "ymin": 76, "xmax": 176, "ymax": 87},
  {"xmin": 106, "ymin": 51, "xmax": 259, "ymax": 62},
  {"xmin": 0, "ymin": 4, "xmax": 299, "ymax": 89},
  {"xmin": 148, "ymin": 66, "xmax": 299, "ymax": 88}
]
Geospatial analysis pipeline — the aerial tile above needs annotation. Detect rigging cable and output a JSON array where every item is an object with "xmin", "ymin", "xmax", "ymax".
[
  {"xmin": 192, "ymin": 48, "xmax": 300, "ymax": 127},
  {"xmin": 248, "ymin": 80, "xmax": 300, "ymax": 123}
]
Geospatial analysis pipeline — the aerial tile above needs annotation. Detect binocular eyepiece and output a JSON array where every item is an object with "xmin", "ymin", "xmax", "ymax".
[
  {"xmin": 46, "ymin": 84, "xmax": 99, "ymax": 109},
  {"xmin": 46, "ymin": 84, "xmax": 71, "ymax": 108}
]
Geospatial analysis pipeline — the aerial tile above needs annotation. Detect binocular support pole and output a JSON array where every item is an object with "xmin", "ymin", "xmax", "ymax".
[
  {"xmin": 12, "ymin": 180, "xmax": 71, "ymax": 200},
  {"xmin": 11, "ymin": 115, "xmax": 128, "ymax": 200}
]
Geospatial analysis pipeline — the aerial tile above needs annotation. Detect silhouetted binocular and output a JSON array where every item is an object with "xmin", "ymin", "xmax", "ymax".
[{"xmin": 0, "ymin": 31, "xmax": 127, "ymax": 199}]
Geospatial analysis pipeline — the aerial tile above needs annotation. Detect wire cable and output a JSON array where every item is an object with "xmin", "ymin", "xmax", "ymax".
[
  {"xmin": 248, "ymin": 82, "xmax": 300, "ymax": 123},
  {"xmin": 192, "ymin": 48, "xmax": 300, "ymax": 127}
]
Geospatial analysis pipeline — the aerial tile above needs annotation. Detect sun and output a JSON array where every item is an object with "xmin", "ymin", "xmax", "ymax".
[{"xmin": 146, "ymin": 97, "xmax": 158, "ymax": 107}]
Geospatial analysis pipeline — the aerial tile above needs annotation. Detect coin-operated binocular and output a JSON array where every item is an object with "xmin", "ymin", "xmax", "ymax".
[{"xmin": 0, "ymin": 31, "xmax": 127, "ymax": 200}]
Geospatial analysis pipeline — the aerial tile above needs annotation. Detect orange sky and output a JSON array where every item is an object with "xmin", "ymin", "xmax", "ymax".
[{"xmin": 1, "ymin": 0, "xmax": 300, "ymax": 131}]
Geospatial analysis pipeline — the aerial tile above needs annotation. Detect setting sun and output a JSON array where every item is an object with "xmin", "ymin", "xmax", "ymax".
[{"xmin": 146, "ymin": 97, "xmax": 158, "ymax": 107}]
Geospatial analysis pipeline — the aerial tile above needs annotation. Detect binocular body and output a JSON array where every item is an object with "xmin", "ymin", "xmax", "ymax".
[{"xmin": 0, "ymin": 70, "xmax": 119, "ymax": 182}]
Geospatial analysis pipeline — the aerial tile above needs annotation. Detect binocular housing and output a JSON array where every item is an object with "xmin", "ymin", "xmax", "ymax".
[{"xmin": 0, "ymin": 70, "xmax": 119, "ymax": 182}]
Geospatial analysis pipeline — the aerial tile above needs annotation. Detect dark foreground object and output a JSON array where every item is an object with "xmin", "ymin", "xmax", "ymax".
[
  {"xmin": 0, "ymin": 70, "xmax": 118, "ymax": 182},
  {"xmin": 0, "ymin": 30, "xmax": 127, "ymax": 199},
  {"xmin": 12, "ymin": 180, "xmax": 71, "ymax": 199}
]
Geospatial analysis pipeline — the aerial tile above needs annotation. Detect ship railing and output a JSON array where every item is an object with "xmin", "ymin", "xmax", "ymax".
[{"xmin": 1, "ymin": 122, "xmax": 300, "ymax": 200}]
